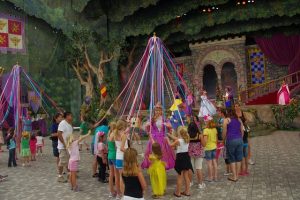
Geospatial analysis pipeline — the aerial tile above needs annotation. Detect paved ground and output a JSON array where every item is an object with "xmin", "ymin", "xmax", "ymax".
[{"xmin": 0, "ymin": 130, "xmax": 300, "ymax": 200}]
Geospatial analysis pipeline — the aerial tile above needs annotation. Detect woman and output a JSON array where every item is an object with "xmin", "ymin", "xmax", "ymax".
[
  {"xmin": 222, "ymin": 109, "xmax": 244, "ymax": 182},
  {"xmin": 141, "ymin": 102, "xmax": 175, "ymax": 170},
  {"xmin": 235, "ymin": 103, "xmax": 254, "ymax": 165},
  {"xmin": 277, "ymin": 80, "xmax": 290, "ymax": 105},
  {"xmin": 198, "ymin": 90, "xmax": 216, "ymax": 119},
  {"xmin": 50, "ymin": 113, "xmax": 63, "ymax": 173}
]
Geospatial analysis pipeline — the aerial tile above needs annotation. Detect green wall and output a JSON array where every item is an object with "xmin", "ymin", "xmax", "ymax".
[{"xmin": 0, "ymin": 1, "xmax": 82, "ymax": 124}]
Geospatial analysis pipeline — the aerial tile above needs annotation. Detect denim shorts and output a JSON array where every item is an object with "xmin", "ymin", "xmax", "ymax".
[
  {"xmin": 108, "ymin": 159, "xmax": 116, "ymax": 166},
  {"xmin": 115, "ymin": 159, "xmax": 123, "ymax": 169},
  {"xmin": 205, "ymin": 149, "xmax": 216, "ymax": 160},
  {"xmin": 226, "ymin": 138, "xmax": 243, "ymax": 163},
  {"xmin": 243, "ymin": 143, "xmax": 248, "ymax": 158}
]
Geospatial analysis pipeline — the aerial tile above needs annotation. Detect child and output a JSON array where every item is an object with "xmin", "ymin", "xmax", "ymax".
[
  {"xmin": 168, "ymin": 126, "xmax": 193, "ymax": 197},
  {"xmin": 122, "ymin": 148, "xmax": 147, "ymax": 200},
  {"xmin": 66, "ymin": 130, "xmax": 91, "ymax": 191},
  {"xmin": 21, "ymin": 131, "xmax": 31, "ymax": 167},
  {"xmin": 97, "ymin": 132, "xmax": 108, "ymax": 183},
  {"xmin": 203, "ymin": 117, "xmax": 218, "ymax": 182},
  {"xmin": 130, "ymin": 115, "xmax": 142, "ymax": 145},
  {"xmin": 36, "ymin": 131, "xmax": 44, "ymax": 155},
  {"xmin": 188, "ymin": 120, "xmax": 205, "ymax": 189},
  {"xmin": 114, "ymin": 119, "xmax": 129, "ymax": 198},
  {"xmin": 29, "ymin": 133, "xmax": 37, "ymax": 161},
  {"xmin": 0, "ymin": 127, "xmax": 4, "ymax": 152},
  {"xmin": 107, "ymin": 122, "xmax": 118, "ymax": 197},
  {"xmin": 240, "ymin": 126, "xmax": 250, "ymax": 176},
  {"xmin": 7, "ymin": 128, "xmax": 17, "ymax": 167},
  {"xmin": 79, "ymin": 115, "xmax": 90, "ymax": 151},
  {"xmin": 148, "ymin": 142, "xmax": 166, "ymax": 198}
]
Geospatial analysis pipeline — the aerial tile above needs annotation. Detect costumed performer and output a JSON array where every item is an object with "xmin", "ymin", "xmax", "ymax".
[
  {"xmin": 141, "ymin": 102, "xmax": 175, "ymax": 170},
  {"xmin": 224, "ymin": 86, "xmax": 234, "ymax": 108},
  {"xmin": 198, "ymin": 90, "xmax": 217, "ymax": 118},
  {"xmin": 277, "ymin": 80, "xmax": 290, "ymax": 105},
  {"xmin": 170, "ymin": 99, "xmax": 187, "ymax": 130}
]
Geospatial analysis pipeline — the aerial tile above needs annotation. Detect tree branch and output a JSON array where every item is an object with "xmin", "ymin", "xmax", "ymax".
[
  {"xmin": 72, "ymin": 62, "xmax": 86, "ymax": 85},
  {"xmin": 84, "ymin": 47, "xmax": 97, "ymax": 75}
]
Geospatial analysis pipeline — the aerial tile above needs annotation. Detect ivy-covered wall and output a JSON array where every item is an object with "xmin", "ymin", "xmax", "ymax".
[{"xmin": 0, "ymin": 1, "xmax": 82, "ymax": 124}]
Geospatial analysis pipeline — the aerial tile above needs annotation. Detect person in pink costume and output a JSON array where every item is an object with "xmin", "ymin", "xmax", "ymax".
[
  {"xmin": 277, "ymin": 80, "xmax": 290, "ymax": 105},
  {"xmin": 141, "ymin": 102, "xmax": 175, "ymax": 170}
]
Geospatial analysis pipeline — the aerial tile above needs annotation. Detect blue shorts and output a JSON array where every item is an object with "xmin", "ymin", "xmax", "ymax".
[
  {"xmin": 108, "ymin": 159, "xmax": 116, "ymax": 166},
  {"xmin": 115, "ymin": 159, "xmax": 123, "ymax": 169},
  {"xmin": 243, "ymin": 143, "xmax": 248, "ymax": 158},
  {"xmin": 205, "ymin": 149, "xmax": 216, "ymax": 160},
  {"xmin": 226, "ymin": 138, "xmax": 243, "ymax": 163}
]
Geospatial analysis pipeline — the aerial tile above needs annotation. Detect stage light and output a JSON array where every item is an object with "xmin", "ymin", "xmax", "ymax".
[
  {"xmin": 203, "ymin": 9, "xmax": 206, "ymax": 12},
  {"xmin": 242, "ymin": 1, "xmax": 246, "ymax": 5}
]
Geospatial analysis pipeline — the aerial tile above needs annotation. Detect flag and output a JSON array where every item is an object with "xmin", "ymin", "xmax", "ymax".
[
  {"xmin": 0, "ymin": 15, "xmax": 25, "ymax": 53},
  {"xmin": 100, "ymin": 84, "xmax": 107, "ymax": 98}
]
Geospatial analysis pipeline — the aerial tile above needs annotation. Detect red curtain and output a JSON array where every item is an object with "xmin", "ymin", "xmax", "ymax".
[{"xmin": 255, "ymin": 34, "xmax": 300, "ymax": 73}]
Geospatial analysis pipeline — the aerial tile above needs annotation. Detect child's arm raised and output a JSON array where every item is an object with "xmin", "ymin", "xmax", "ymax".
[
  {"xmin": 78, "ymin": 130, "xmax": 92, "ymax": 143},
  {"xmin": 120, "ymin": 133, "xmax": 127, "ymax": 152}
]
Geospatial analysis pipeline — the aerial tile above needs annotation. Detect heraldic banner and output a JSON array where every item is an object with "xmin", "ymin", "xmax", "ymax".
[
  {"xmin": 0, "ymin": 14, "xmax": 25, "ymax": 53},
  {"xmin": 248, "ymin": 47, "xmax": 266, "ymax": 86}
]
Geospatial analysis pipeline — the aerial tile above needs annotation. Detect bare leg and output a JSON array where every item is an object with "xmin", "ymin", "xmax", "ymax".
[
  {"xmin": 115, "ymin": 169, "xmax": 121, "ymax": 196},
  {"xmin": 197, "ymin": 169, "xmax": 204, "ymax": 184},
  {"xmin": 206, "ymin": 160, "xmax": 213, "ymax": 180},
  {"xmin": 175, "ymin": 173, "xmax": 183, "ymax": 196},
  {"xmin": 212, "ymin": 159, "xmax": 218, "ymax": 180},
  {"xmin": 183, "ymin": 170, "xmax": 190, "ymax": 195},
  {"xmin": 109, "ymin": 164, "xmax": 116, "ymax": 195},
  {"xmin": 92, "ymin": 156, "xmax": 98, "ymax": 175},
  {"xmin": 188, "ymin": 169, "xmax": 193, "ymax": 183},
  {"xmin": 230, "ymin": 162, "xmax": 237, "ymax": 180}
]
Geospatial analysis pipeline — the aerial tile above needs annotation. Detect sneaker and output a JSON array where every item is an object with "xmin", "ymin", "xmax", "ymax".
[
  {"xmin": 57, "ymin": 176, "xmax": 67, "ymax": 183},
  {"xmin": 248, "ymin": 159, "xmax": 255, "ymax": 165},
  {"xmin": 224, "ymin": 172, "xmax": 232, "ymax": 176},
  {"xmin": 190, "ymin": 181, "xmax": 194, "ymax": 187},
  {"xmin": 116, "ymin": 195, "xmax": 122, "ymax": 200},
  {"xmin": 109, "ymin": 192, "xmax": 116, "ymax": 198},
  {"xmin": 198, "ymin": 183, "xmax": 206, "ymax": 189}
]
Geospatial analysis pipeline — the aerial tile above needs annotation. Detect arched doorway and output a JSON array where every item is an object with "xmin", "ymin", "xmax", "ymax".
[
  {"xmin": 203, "ymin": 65, "xmax": 217, "ymax": 98},
  {"xmin": 221, "ymin": 62, "xmax": 238, "ymax": 97}
]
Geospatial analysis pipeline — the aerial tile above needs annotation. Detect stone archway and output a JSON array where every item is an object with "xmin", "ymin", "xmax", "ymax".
[
  {"xmin": 221, "ymin": 62, "xmax": 238, "ymax": 97},
  {"xmin": 203, "ymin": 64, "xmax": 218, "ymax": 98}
]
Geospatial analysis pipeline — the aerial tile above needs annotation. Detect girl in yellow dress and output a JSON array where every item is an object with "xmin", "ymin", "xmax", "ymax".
[{"xmin": 148, "ymin": 142, "xmax": 167, "ymax": 198}]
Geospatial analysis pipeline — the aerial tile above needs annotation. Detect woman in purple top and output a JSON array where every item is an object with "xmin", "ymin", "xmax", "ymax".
[
  {"xmin": 141, "ymin": 102, "xmax": 175, "ymax": 170},
  {"xmin": 222, "ymin": 109, "xmax": 244, "ymax": 182}
]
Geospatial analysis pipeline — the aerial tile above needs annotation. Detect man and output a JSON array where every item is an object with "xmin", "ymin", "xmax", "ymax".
[{"xmin": 57, "ymin": 112, "xmax": 73, "ymax": 183}]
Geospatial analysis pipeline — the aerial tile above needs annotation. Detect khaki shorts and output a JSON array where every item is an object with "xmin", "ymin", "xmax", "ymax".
[
  {"xmin": 58, "ymin": 149, "xmax": 69, "ymax": 167},
  {"xmin": 191, "ymin": 157, "xmax": 203, "ymax": 170}
]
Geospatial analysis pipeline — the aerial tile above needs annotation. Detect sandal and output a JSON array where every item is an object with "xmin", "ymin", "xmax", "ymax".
[
  {"xmin": 181, "ymin": 192, "xmax": 191, "ymax": 197},
  {"xmin": 173, "ymin": 192, "xmax": 181, "ymax": 198},
  {"xmin": 227, "ymin": 177, "xmax": 238, "ymax": 182}
]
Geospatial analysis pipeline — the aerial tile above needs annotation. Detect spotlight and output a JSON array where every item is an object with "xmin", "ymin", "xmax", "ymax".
[
  {"xmin": 242, "ymin": 1, "xmax": 246, "ymax": 5},
  {"xmin": 237, "ymin": 2, "xmax": 241, "ymax": 5},
  {"xmin": 203, "ymin": 9, "xmax": 206, "ymax": 12},
  {"xmin": 212, "ymin": 6, "xmax": 215, "ymax": 9}
]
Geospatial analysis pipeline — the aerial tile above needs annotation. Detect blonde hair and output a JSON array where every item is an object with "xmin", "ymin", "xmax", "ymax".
[
  {"xmin": 114, "ymin": 119, "xmax": 127, "ymax": 140},
  {"xmin": 178, "ymin": 126, "xmax": 190, "ymax": 143},
  {"xmin": 66, "ymin": 134, "xmax": 75, "ymax": 149},
  {"xmin": 123, "ymin": 148, "xmax": 139, "ymax": 176}
]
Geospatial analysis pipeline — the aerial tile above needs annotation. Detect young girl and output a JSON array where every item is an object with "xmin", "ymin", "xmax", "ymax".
[
  {"xmin": 97, "ymin": 132, "xmax": 108, "ymax": 183},
  {"xmin": 168, "ymin": 126, "xmax": 193, "ymax": 197},
  {"xmin": 148, "ymin": 142, "xmax": 166, "ymax": 198},
  {"xmin": 7, "ymin": 128, "xmax": 17, "ymax": 167},
  {"xmin": 188, "ymin": 120, "xmax": 206, "ymax": 189},
  {"xmin": 203, "ymin": 118, "xmax": 218, "ymax": 182},
  {"xmin": 216, "ymin": 109, "xmax": 225, "ymax": 163},
  {"xmin": 29, "ymin": 133, "xmax": 37, "ymax": 161},
  {"xmin": 21, "ymin": 131, "xmax": 31, "ymax": 167},
  {"xmin": 107, "ymin": 122, "xmax": 118, "ymax": 197},
  {"xmin": 114, "ymin": 119, "xmax": 128, "ymax": 198},
  {"xmin": 66, "ymin": 130, "xmax": 91, "ymax": 191},
  {"xmin": 122, "ymin": 148, "xmax": 147, "ymax": 200},
  {"xmin": 36, "ymin": 131, "xmax": 44, "ymax": 156},
  {"xmin": 240, "ymin": 125, "xmax": 250, "ymax": 176}
]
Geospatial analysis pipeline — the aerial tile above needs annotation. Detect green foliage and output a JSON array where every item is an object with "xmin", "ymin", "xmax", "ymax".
[{"xmin": 271, "ymin": 99, "xmax": 300, "ymax": 129}]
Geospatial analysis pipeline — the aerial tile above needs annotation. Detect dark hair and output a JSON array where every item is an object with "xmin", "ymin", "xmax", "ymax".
[
  {"xmin": 188, "ymin": 122, "xmax": 199, "ymax": 138},
  {"xmin": 53, "ymin": 112, "xmax": 63, "ymax": 123},
  {"xmin": 8, "ymin": 128, "xmax": 14, "ymax": 135},
  {"xmin": 99, "ymin": 118, "xmax": 108, "ymax": 126},
  {"xmin": 37, "ymin": 130, "xmax": 42, "ymax": 137},
  {"xmin": 30, "ymin": 133, "xmax": 36, "ymax": 140},
  {"xmin": 152, "ymin": 142, "xmax": 162, "ymax": 160},
  {"xmin": 63, "ymin": 111, "xmax": 72, "ymax": 118},
  {"xmin": 226, "ymin": 109, "xmax": 238, "ymax": 119}
]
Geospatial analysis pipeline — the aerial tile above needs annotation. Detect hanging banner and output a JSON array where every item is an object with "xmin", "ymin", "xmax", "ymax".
[
  {"xmin": 0, "ymin": 14, "xmax": 25, "ymax": 53},
  {"xmin": 100, "ymin": 84, "xmax": 107, "ymax": 98},
  {"xmin": 248, "ymin": 47, "xmax": 266, "ymax": 85},
  {"xmin": 28, "ymin": 91, "xmax": 41, "ymax": 114}
]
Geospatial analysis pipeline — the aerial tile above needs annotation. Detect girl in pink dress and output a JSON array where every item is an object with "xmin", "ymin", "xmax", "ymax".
[
  {"xmin": 141, "ymin": 102, "xmax": 175, "ymax": 170},
  {"xmin": 277, "ymin": 80, "xmax": 290, "ymax": 105},
  {"xmin": 29, "ymin": 133, "xmax": 37, "ymax": 161}
]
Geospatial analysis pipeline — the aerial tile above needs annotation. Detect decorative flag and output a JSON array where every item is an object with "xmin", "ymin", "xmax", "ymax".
[
  {"xmin": 28, "ymin": 91, "xmax": 41, "ymax": 114},
  {"xmin": 248, "ymin": 47, "xmax": 266, "ymax": 85},
  {"xmin": 0, "ymin": 14, "xmax": 25, "ymax": 53},
  {"xmin": 100, "ymin": 84, "xmax": 107, "ymax": 98}
]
